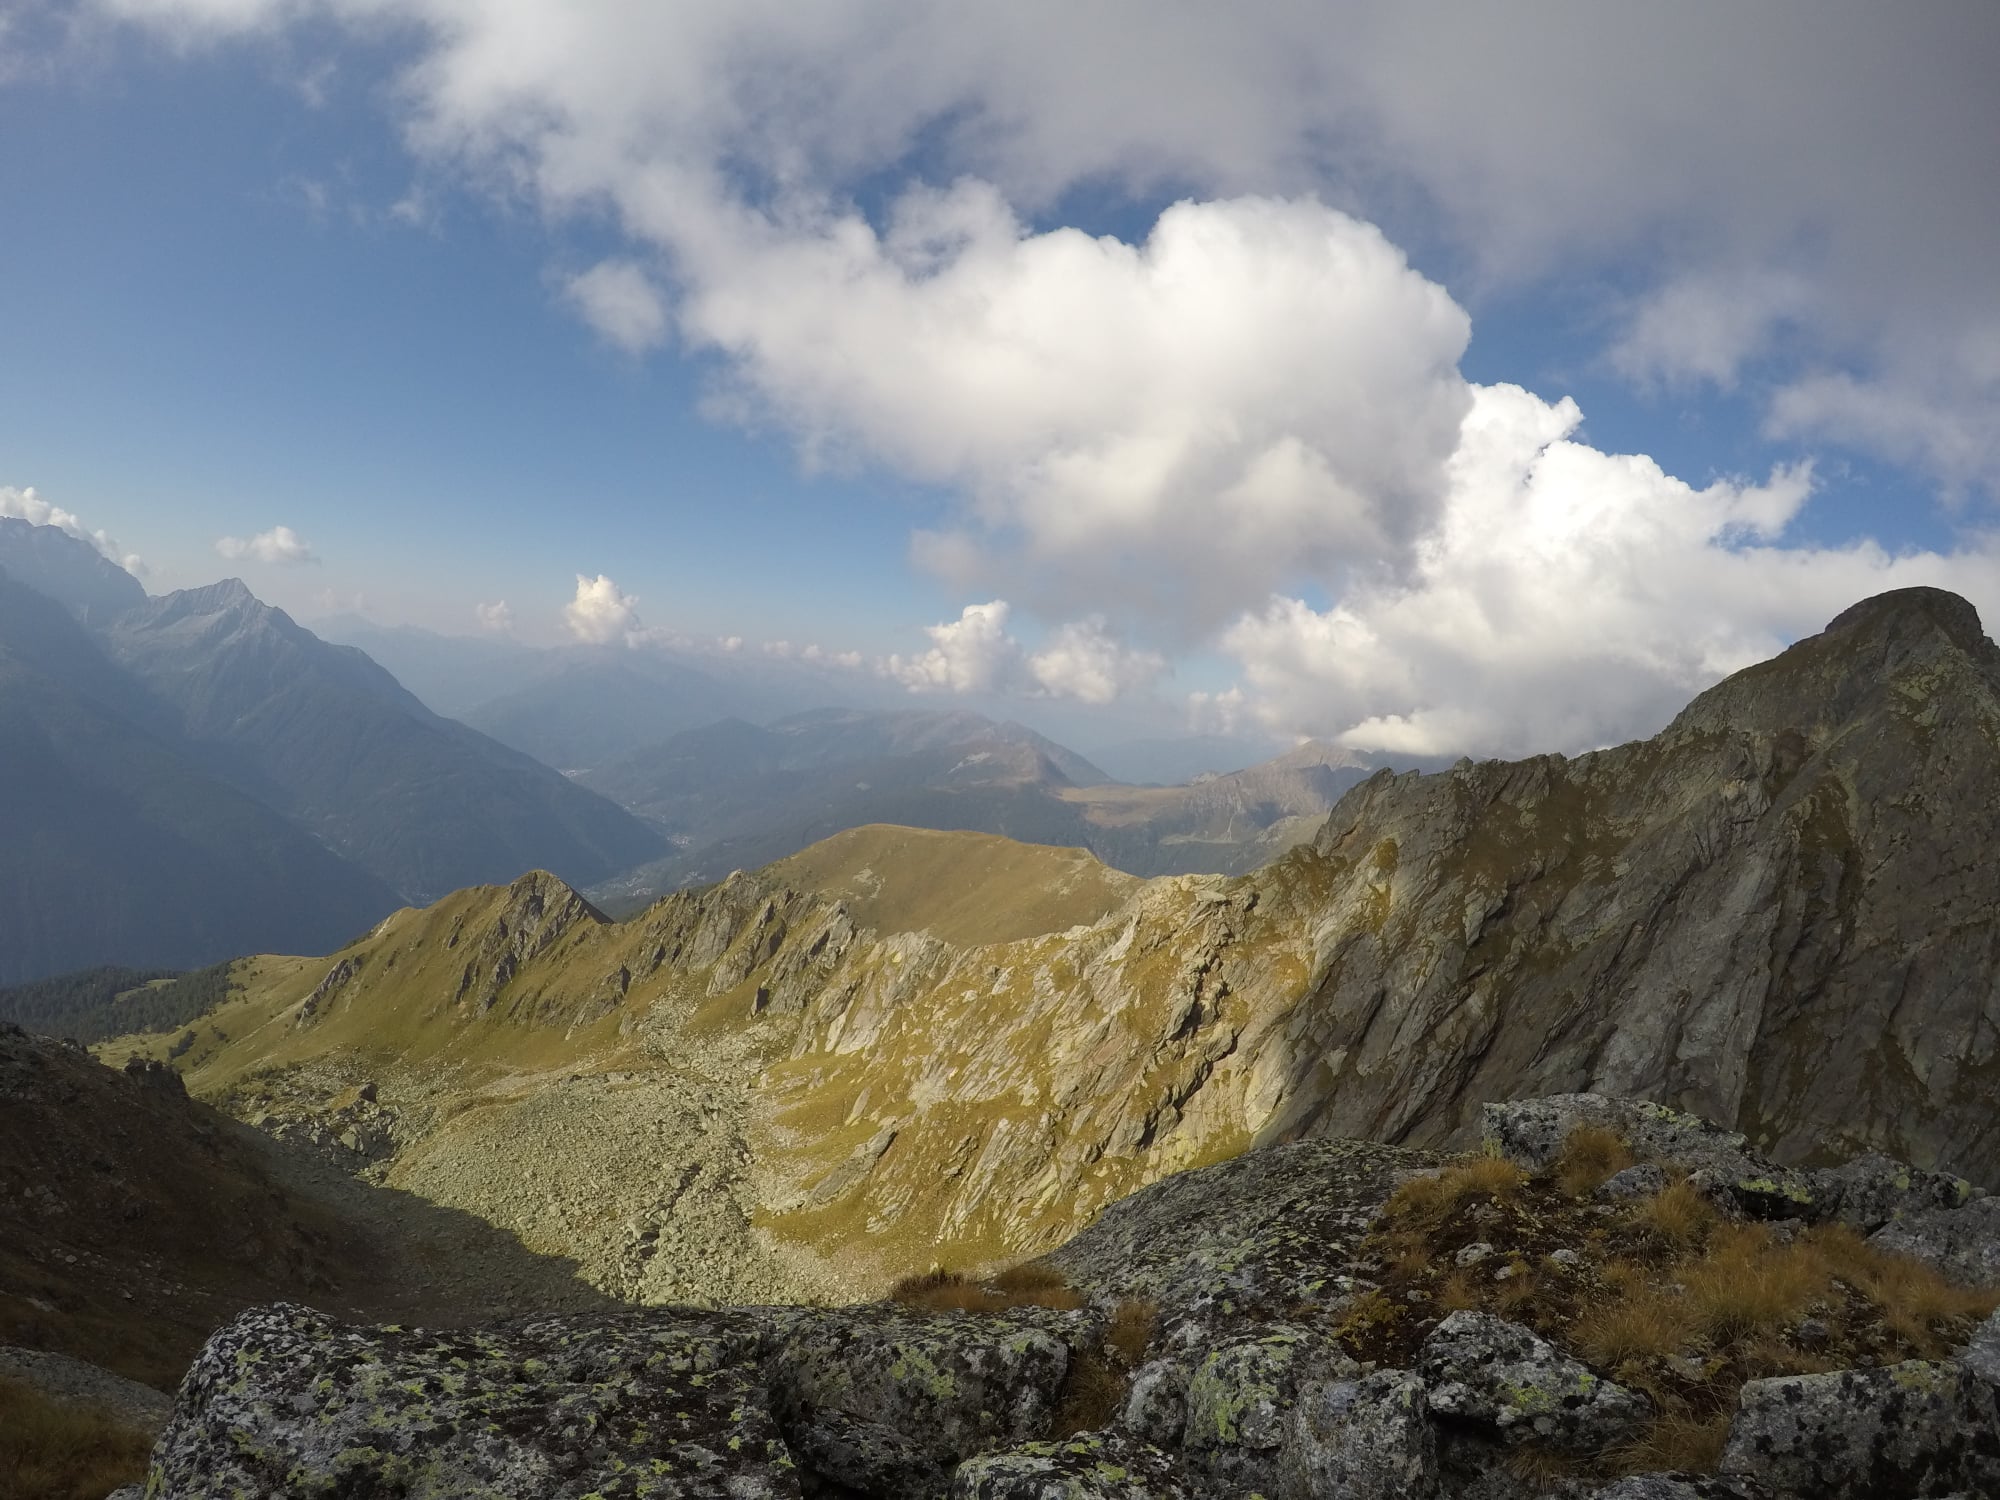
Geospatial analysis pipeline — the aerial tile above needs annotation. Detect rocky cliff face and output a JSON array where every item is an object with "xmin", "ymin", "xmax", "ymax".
[{"xmin": 155, "ymin": 590, "xmax": 2000, "ymax": 1293}]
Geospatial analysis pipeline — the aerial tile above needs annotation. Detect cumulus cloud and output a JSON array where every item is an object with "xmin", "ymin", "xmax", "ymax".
[
  {"xmin": 90, "ymin": 0, "xmax": 2000, "ymax": 498},
  {"xmin": 1220, "ymin": 384, "xmax": 2000, "ymax": 757},
  {"xmin": 215, "ymin": 524, "xmax": 316, "ymax": 564},
  {"xmin": 563, "ymin": 572, "xmax": 639, "ymax": 644},
  {"xmin": 683, "ymin": 191, "xmax": 1469, "ymax": 629},
  {"xmin": 0, "ymin": 484, "xmax": 145, "ymax": 575},
  {"xmin": 884, "ymin": 600, "xmax": 1162, "ymax": 703},
  {"xmin": 475, "ymin": 599, "xmax": 513, "ymax": 633},
  {"xmin": 77, "ymin": 2, "xmax": 2000, "ymax": 741},
  {"xmin": 563, "ymin": 259, "xmax": 670, "ymax": 353}
]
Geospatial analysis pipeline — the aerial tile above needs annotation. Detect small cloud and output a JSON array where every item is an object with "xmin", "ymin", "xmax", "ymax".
[
  {"xmin": 564, "ymin": 259, "xmax": 669, "ymax": 354},
  {"xmin": 564, "ymin": 572, "xmax": 639, "ymax": 644},
  {"xmin": 0, "ymin": 484, "xmax": 146, "ymax": 575},
  {"xmin": 884, "ymin": 600, "xmax": 1157, "ymax": 702},
  {"xmin": 476, "ymin": 599, "xmax": 514, "ymax": 634},
  {"xmin": 215, "ymin": 524, "xmax": 317, "ymax": 564}
]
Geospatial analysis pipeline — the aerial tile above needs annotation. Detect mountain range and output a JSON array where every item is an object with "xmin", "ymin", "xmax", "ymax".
[
  {"xmin": 0, "ymin": 519, "xmax": 665, "ymax": 981},
  {"xmin": 581, "ymin": 708, "xmax": 1374, "ymax": 906},
  {"xmin": 92, "ymin": 587, "xmax": 2000, "ymax": 1303}
]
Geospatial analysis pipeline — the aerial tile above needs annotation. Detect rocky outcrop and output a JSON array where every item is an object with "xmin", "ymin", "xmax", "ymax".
[
  {"xmin": 144, "ymin": 1300, "xmax": 1095, "ymax": 1500},
  {"xmin": 1419, "ymin": 1310, "xmax": 1651, "ymax": 1454}
]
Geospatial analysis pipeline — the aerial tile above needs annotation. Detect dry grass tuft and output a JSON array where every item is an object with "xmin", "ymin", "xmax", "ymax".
[
  {"xmin": 1612, "ymin": 1411, "xmax": 1732, "ymax": 1475},
  {"xmin": 1050, "ymin": 1347, "xmax": 1127, "ymax": 1436},
  {"xmin": 1806, "ymin": 1223, "xmax": 1999, "ymax": 1357},
  {"xmin": 1554, "ymin": 1125, "xmax": 1636, "ymax": 1197},
  {"xmin": 1105, "ymin": 1299, "xmax": 1159, "ymax": 1365},
  {"xmin": 1384, "ymin": 1157, "xmax": 1528, "ymax": 1228},
  {"xmin": 1572, "ymin": 1289, "xmax": 1694, "ymax": 1369},
  {"xmin": 0, "ymin": 1376, "xmax": 152, "ymax": 1500},
  {"xmin": 1679, "ymin": 1225, "xmax": 1827, "ymax": 1343},
  {"xmin": 1631, "ymin": 1179, "xmax": 1717, "ymax": 1250}
]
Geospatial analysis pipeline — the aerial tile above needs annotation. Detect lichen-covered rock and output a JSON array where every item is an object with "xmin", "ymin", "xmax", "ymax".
[
  {"xmin": 1585, "ymin": 1476, "xmax": 1771, "ymax": 1499},
  {"xmin": 1181, "ymin": 1324, "xmax": 1351, "ymax": 1493},
  {"xmin": 1596, "ymin": 1164, "xmax": 1668, "ymax": 1201},
  {"xmin": 1277, "ymin": 1369, "xmax": 1438, "ymax": 1500},
  {"xmin": 1481, "ymin": 1097, "xmax": 1822, "ymax": 1220},
  {"xmin": 1418, "ymin": 1310, "xmax": 1649, "ymax": 1454},
  {"xmin": 1116, "ymin": 1359, "xmax": 1188, "ymax": 1449},
  {"xmin": 780, "ymin": 1403, "xmax": 949, "ymax": 1500},
  {"xmin": 770, "ymin": 1302, "xmax": 1082, "ymax": 1487},
  {"xmin": 144, "ymin": 1301, "xmax": 798, "ymax": 1499},
  {"xmin": 1717, "ymin": 1361, "xmax": 1996, "ymax": 1499},
  {"xmin": 1814, "ymin": 1152, "xmax": 1981, "ymax": 1232},
  {"xmin": 948, "ymin": 1431, "xmax": 1187, "ymax": 1499},
  {"xmin": 1869, "ymin": 1197, "xmax": 2000, "ymax": 1286},
  {"xmin": 1958, "ymin": 1307, "xmax": 2000, "ymax": 1387},
  {"xmin": 1045, "ymin": 1139, "xmax": 1434, "ymax": 1344}
]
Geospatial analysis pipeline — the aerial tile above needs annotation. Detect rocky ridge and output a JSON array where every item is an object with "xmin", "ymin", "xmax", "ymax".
[{"xmin": 118, "ymin": 589, "xmax": 2000, "ymax": 1303}]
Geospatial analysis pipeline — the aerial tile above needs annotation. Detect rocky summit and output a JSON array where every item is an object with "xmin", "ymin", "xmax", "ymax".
[{"xmin": 135, "ymin": 1094, "xmax": 2000, "ymax": 1497}]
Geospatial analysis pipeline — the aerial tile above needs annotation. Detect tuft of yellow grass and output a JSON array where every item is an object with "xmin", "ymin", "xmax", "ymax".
[
  {"xmin": 0, "ymin": 1376, "xmax": 153, "ymax": 1500},
  {"xmin": 1554, "ymin": 1125, "xmax": 1636, "ymax": 1198},
  {"xmin": 1631, "ymin": 1179, "xmax": 1717, "ymax": 1250},
  {"xmin": 1383, "ymin": 1156, "xmax": 1528, "ymax": 1227},
  {"xmin": 1612, "ymin": 1411, "xmax": 1732, "ymax": 1475},
  {"xmin": 1679, "ymin": 1225, "xmax": 1827, "ymax": 1343},
  {"xmin": 1572, "ymin": 1289, "xmax": 1695, "ymax": 1369}
]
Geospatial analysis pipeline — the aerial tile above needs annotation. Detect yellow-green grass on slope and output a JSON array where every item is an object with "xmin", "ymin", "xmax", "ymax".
[
  {"xmin": 767, "ymin": 824, "xmax": 1141, "ymax": 947},
  {"xmin": 0, "ymin": 1377, "xmax": 152, "ymax": 1500}
]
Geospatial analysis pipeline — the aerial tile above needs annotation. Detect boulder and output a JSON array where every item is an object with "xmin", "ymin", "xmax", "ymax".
[
  {"xmin": 1869, "ymin": 1197, "xmax": 2000, "ymax": 1286},
  {"xmin": 1482, "ymin": 1097, "xmax": 1822, "ymax": 1220},
  {"xmin": 1813, "ymin": 1152, "xmax": 1980, "ymax": 1232},
  {"xmin": 1585, "ymin": 1477, "xmax": 1770, "ymax": 1499},
  {"xmin": 1181, "ymin": 1324, "xmax": 1350, "ymax": 1494},
  {"xmin": 1418, "ymin": 1310, "xmax": 1649, "ymax": 1455},
  {"xmin": 144, "ymin": 1302, "xmax": 797, "ymax": 1499},
  {"xmin": 1277, "ymin": 1369, "xmax": 1439, "ymax": 1500},
  {"xmin": 1116, "ymin": 1359, "xmax": 1188, "ymax": 1449},
  {"xmin": 1718, "ymin": 1362, "xmax": 1998, "ymax": 1499},
  {"xmin": 771, "ymin": 1301, "xmax": 1082, "ymax": 1489},
  {"xmin": 145, "ymin": 1299, "xmax": 1095, "ymax": 1500},
  {"xmin": 949, "ymin": 1431, "xmax": 1187, "ymax": 1499},
  {"xmin": 1596, "ymin": 1165, "xmax": 1668, "ymax": 1201}
]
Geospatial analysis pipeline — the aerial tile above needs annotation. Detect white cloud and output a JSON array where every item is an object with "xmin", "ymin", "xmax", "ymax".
[
  {"xmin": 563, "ymin": 259, "xmax": 669, "ymax": 354},
  {"xmin": 90, "ymin": 0, "xmax": 2000, "ymax": 498},
  {"xmin": 215, "ymin": 524, "xmax": 316, "ymax": 564},
  {"xmin": 884, "ymin": 601, "xmax": 1018, "ymax": 695},
  {"xmin": 1220, "ymin": 383, "xmax": 2000, "ymax": 757},
  {"xmin": 884, "ymin": 600, "xmax": 1161, "ymax": 703},
  {"xmin": 563, "ymin": 572, "xmax": 639, "ymax": 644},
  {"xmin": 475, "ymin": 598, "xmax": 513, "ymax": 633},
  {"xmin": 0, "ymin": 484, "xmax": 146, "ymax": 576},
  {"xmin": 1609, "ymin": 269, "xmax": 1815, "ymax": 390},
  {"xmin": 1027, "ymin": 617, "xmax": 1166, "ymax": 705},
  {"xmin": 682, "ymin": 191, "xmax": 1469, "ymax": 631}
]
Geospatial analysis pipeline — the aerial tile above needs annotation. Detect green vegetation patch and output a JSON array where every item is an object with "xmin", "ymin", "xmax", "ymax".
[{"xmin": 0, "ymin": 961, "xmax": 237, "ymax": 1043}]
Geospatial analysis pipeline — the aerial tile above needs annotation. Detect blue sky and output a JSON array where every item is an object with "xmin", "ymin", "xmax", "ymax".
[{"xmin": 4, "ymin": 3, "xmax": 1999, "ymax": 757}]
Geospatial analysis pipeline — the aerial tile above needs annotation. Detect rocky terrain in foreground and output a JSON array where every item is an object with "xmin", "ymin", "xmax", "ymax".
[{"xmin": 130, "ymin": 1094, "xmax": 2000, "ymax": 1498}]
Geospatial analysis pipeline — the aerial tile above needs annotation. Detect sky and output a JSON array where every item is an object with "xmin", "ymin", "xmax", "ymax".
[{"xmin": 4, "ymin": 1, "xmax": 2000, "ymax": 757}]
